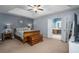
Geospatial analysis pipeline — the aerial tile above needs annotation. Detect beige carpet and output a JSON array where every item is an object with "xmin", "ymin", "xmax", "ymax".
[{"xmin": 0, "ymin": 38, "xmax": 68, "ymax": 53}]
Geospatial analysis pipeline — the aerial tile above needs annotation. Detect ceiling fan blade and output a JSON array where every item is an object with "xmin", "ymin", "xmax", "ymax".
[
  {"xmin": 33, "ymin": 5, "xmax": 37, "ymax": 7},
  {"xmin": 37, "ymin": 5, "xmax": 41, "ymax": 7},
  {"xmin": 27, "ymin": 9, "xmax": 32, "ymax": 11},
  {"xmin": 27, "ymin": 5, "xmax": 32, "ymax": 7},
  {"xmin": 38, "ymin": 9, "xmax": 43, "ymax": 11}
]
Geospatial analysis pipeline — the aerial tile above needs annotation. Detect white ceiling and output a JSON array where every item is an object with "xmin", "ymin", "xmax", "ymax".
[{"xmin": 0, "ymin": 5, "xmax": 79, "ymax": 19}]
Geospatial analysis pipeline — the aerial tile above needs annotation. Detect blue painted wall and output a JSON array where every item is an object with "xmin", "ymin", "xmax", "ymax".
[{"xmin": 0, "ymin": 13, "xmax": 33, "ymax": 39}]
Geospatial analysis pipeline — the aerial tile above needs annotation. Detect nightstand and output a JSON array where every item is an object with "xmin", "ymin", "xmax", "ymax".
[{"xmin": 2, "ymin": 32, "xmax": 12, "ymax": 41}]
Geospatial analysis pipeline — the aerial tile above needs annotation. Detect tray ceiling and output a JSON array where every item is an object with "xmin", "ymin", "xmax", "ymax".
[{"xmin": 0, "ymin": 5, "xmax": 79, "ymax": 19}]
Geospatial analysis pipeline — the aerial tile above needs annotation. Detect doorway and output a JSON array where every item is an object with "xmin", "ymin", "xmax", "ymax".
[{"xmin": 52, "ymin": 18, "xmax": 61, "ymax": 40}]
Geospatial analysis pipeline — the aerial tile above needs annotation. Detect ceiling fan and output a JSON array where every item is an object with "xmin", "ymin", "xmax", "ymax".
[{"xmin": 27, "ymin": 5, "xmax": 44, "ymax": 13}]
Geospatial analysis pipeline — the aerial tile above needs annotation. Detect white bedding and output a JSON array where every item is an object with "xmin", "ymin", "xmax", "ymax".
[{"xmin": 16, "ymin": 30, "xmax": 24, "ymax": 39}]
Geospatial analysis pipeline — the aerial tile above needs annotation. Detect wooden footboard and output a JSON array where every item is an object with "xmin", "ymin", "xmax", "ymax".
[
  {"xmin": 23, "ymin": 30, "xmax": 40, "ymax": 42},
  {"xmin": 26, "ymin": 34, "xmax": 43, "ymax": 46},
  {"xmin": 15, "ymin": 30, "xmax": 43, "ymax": 45}
]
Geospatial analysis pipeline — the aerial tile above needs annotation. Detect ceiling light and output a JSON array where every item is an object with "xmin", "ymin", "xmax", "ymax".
[{"xmin": 27, "ymin": 5, "xmax": 44, "ymax": 13}]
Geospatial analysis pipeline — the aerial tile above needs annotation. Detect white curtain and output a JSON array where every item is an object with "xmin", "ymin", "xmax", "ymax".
[
  {"xmin": 66, "ymin": 18, "xmax": 73, "ymax": 41},
  {"xmin": 61, "ymin": 14, "xmax": 74, "ymax": 42}
]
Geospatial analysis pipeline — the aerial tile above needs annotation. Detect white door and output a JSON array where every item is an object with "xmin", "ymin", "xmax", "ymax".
[
  {"xmin": 61, "ymin": 17, "xmax": 67, "ymax": 42},
  {"xmin": 48, "ymin": 19, "xmax": 53, "ymax": 38}
]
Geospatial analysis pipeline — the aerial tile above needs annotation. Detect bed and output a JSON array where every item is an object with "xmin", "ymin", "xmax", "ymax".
[{"xmin": 14, "ymin": 27, "xmax": 42, "ymax": 44}]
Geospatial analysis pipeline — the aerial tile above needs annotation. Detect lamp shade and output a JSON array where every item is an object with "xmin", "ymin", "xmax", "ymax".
[{"xmin": 6, "ymin": 24, "xmax": 11, "ymax": 28}]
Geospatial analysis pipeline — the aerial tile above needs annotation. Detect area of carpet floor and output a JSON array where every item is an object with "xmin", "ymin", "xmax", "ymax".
[{"xmin": 0, "ymin": 38, "xmax": 68, "ymax": 53}]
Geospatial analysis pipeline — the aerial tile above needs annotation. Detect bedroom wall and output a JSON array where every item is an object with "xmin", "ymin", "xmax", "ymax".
[
  {"xmin": 34, "ymin": 17, "xmax": 48, "ymax": 37},
  {"xmin": 34, "ymin": 10, "xmax": 75, "ymax": 41},
  {"xmin": 0, "ymin": 13, "xmax": 33, "ymax": 39}
]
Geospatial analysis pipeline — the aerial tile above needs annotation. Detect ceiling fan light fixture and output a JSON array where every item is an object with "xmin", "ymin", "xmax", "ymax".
[
  {"xmin": 27, "ymin": 5, "xmax": 44, "ymax": 13},
  {"xmin": 33, "ymin": 7, "xmax": 38, "ymax": 11}
]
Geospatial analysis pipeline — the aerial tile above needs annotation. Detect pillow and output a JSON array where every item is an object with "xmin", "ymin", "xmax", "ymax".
[
  {"xmin": 16, "ymin": 27, "xmax": 29, "ymax": 31},
  {"xmin": 16, "ymin": 28, "xmax": 22, "ymax": 31}
]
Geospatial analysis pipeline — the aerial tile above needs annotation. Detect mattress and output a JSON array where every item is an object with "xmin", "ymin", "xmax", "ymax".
[{"xmin": 15, "ymin": 30, "xmax": 24, "ymax": 39}]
